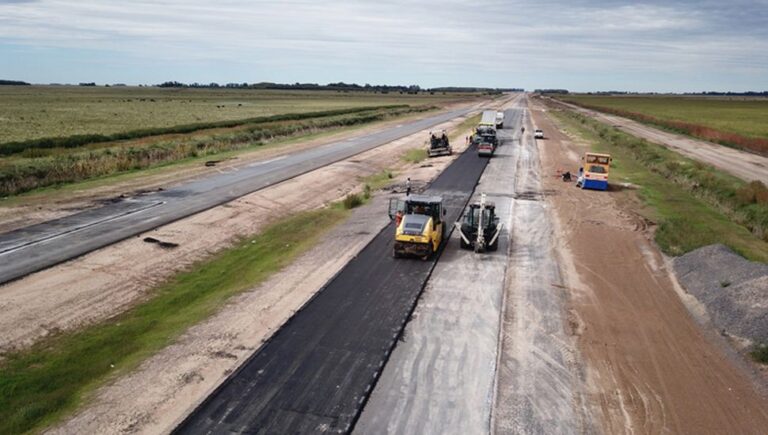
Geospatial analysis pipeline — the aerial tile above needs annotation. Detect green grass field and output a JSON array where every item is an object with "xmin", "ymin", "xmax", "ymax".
[
  {"xmin": 0, "ymin": 86, "xmax": 473, "ymax": 144},
  {"xmin": 561, "ymin": 95, "xmax": 768, "ymax": 154},
  {"xmin": 562, "ymin": 95, "xmax": 768, "ymax": 138}
]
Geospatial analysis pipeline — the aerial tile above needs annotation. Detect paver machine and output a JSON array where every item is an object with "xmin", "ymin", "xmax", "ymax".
[
  {"xmin": 427, "ymin": 130, "xmax": 452, "ymax": 157},
  {"xmin": 389, "ymin": 195, "xmax": 446, "ymax": 259},
  {"xmin": 455, "ymin": 193, "xmax": 502, "ymax": 253}
]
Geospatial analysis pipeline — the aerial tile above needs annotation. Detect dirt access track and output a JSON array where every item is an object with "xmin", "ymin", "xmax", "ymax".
[
  {"xmin": 530, "ymin": 97, "xmax": 768, "ymax": 433},
  {"xmin": 0, "ymin": 98, "xmax": 499, "ymax": 354},
  {"xmin": 553, "ymin": 98, "xmax": 768, "ymax": 185}
]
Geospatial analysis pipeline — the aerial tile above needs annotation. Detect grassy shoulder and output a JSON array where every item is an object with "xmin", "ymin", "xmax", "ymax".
[
  {"xmin": 0, "ymin": 200, "xmax": 360, "ymax": 434},
  {"xmin": 559, "ymin": 95, "xmax": 768, "ymax": 155},
  {"xmin": 550, "ymin": 109, "xmax": 768, "ymax": 263}
]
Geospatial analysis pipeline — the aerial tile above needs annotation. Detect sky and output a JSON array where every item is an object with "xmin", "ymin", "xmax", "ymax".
[{"xmin": 1, "ymin": 0, "xmax": 767, "ymax": 92}]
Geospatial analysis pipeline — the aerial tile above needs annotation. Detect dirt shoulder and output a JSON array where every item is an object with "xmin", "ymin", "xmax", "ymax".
[
  {"xmin": 531, "ymin": 99, "xmax": 768, "ymax": 433},
  {"xmin": 551, "ymin": 98, "xmax": 768, "ymax": 185}
]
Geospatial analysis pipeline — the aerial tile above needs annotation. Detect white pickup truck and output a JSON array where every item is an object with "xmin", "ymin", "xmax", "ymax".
[{"xmin": 534, "ymin": 129, "xmax": 544, "ymax": 139}]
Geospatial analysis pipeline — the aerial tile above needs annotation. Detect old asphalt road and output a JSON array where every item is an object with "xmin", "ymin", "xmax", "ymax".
[
  {"xmin": 173, "ymin": 136, "xmax": 491, "ymax": 433},
  {"xmin": 0, "ymin": 106, "xmax": 478, "ymax": 285}
]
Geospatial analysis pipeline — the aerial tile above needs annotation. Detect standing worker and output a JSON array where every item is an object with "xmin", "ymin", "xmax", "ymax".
[{"xmin": 406, "ymin": 177, "xmax": 412, "ymax": 196}]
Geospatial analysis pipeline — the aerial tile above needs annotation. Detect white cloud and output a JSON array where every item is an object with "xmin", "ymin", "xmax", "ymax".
[{"xmin": 1, "ymin": 0, "xmax": 766, "ymax": 90}]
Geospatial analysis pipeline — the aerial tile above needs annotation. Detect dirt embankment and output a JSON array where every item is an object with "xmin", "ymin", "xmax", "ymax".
[
  {"xmin": 530, "ymin": 99, "xmax": 768, "ymax": 434},
  {"xmin": 0, "ymin": 109, "xmax": 480, "ymax": 354}
]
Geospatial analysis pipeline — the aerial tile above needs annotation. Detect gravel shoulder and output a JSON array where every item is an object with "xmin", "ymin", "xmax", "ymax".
[{"xmin": 533, "ymin": 98, "xmax": 768, "ymax": 433}]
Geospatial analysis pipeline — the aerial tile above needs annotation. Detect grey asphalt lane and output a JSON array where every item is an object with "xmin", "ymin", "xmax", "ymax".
[{"xmin": 0, "ymin": 106, "xmax": 477, "ymax": 285}]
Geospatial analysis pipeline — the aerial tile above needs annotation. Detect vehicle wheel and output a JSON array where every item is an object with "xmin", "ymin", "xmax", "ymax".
[
  {"xmin": 393, "ymin": 249, "xmax": 401, "ymax": 258},
  {"xmin": 422, "ymin": 244, "xmax": 433, "ymax": 261}
]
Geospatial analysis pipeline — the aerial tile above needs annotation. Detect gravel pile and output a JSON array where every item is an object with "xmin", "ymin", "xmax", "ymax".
[{"xmin": 674, "ymin": 244, "xmax": 768, "ymax": 344}]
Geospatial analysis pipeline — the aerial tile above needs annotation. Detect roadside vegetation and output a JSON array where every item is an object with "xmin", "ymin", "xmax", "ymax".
[
  {"xmin": 0, "ymin": 105, "xmax": 428, "ymax": 196},
  {"xmin": 0, "ymin": 86, "xmax": 475, "ymax": 144},
  {"xmin": 402, "ymin": 148, "xmax": 428, "ymax": 164},
  {"xmin": 0, "ymin": 196, "xmax": 368, "ymax": 434},
  {"xmin": 551, "ymin": 108, "xmax": 768, "ymax": 263},
  {"xmin": 751, "ymin": 344, "xmax": 768, "ymax": 364},
  {"xmin": 559, "ymin": 95, "xmax": 768, "ymax": 155}
]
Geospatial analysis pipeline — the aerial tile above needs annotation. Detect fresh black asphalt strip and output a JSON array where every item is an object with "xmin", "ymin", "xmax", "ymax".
[{"xmin": 174, "ymin": 142, "xmax": 491, "ymax": 434}]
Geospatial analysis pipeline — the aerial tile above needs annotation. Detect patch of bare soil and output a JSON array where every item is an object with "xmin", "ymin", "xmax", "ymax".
[
  {"xmin": 531, "ymin": 100, "xmax": 768, "ymax": 434},
  {"xmin": 46, "ymin": 120, "xmax": 476, "ymax": 435},
  {"xmin": 0, "ymin": 111, "xmax": 476, "ymax": 354}
]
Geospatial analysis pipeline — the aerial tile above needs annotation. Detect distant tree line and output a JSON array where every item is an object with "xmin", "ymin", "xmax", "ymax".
[
  {"xmin": 0, "ymin": 80, "xmax": 30, "ymax": 86},
  {"xmin": 155, "ymin": 81, "xmax": 521, "ymax": 94},
  {"xmin": 535, "ymin": 89, "xmax": 569, "ymax": 94}
]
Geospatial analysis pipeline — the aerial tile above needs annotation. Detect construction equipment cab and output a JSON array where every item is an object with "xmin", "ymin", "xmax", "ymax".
[
  {"xmin": 388, "ymin": 195, "xmax": 445, "ymax": 259},
  {"xmin": 427, "ymin": 130, "xmax": 452, "ymax": 157},
  {"xmin": 576, "ymin": 152, "xmax": 612, "ymax": 191},
  {"xmin": 455, "ymin": 193, "xmax": 502, "ymax": 253}
]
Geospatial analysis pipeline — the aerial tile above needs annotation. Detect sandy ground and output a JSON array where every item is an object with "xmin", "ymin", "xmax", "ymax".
[
  {"xmin": 0, "ymin": 109, "xmax": 482, "ymax": 354},
  {"xmin": 531, "ymin": 98, "xmax": 768, "ymax": 433},
  {"xmin": 355, "ymin": 98, "xmax": 520, "ymax": 434},
  {"xmin": 551, "ymin": 98, "xmax": 768, "ymax": 185},
  {"xmin": 46, "ymin": 113, "xmax": 483, "ymax": 434},
  {"xmin": 0, "ymin": 102, "xmax": 477, "ymax": 234}
]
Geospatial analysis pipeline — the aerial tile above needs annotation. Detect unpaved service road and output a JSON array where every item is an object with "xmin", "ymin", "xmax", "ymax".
[
  {"xmin": 553, "ymin": 99, "xmax": 768, "ymax": 185},
  {"xmin": 0, "ymin": 106, "xmax": 477, "ymax": 285},
  {"xmin": 533, "ymin": 99, "xmax": 768, "ymax": 433}
]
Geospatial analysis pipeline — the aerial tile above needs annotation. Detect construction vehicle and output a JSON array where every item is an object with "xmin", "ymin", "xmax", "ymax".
[
  {"xmin": 455, "ymin": 193, "xmax": 502, "ymax": 253},
  {"xmin": 480, "ymin": 110, "xmax": 497, "ymax": 128},
  {"xmin": 427, "ymin": 130, "xmax": 452, "ymax": 157},
  {"xmin": 476, "ymin": 138, "xmax": 496, "ymax": 157},
  {"xmin": 389, "ymin": 195, "xmax": 446, "ymax": 259},
  {"xmin": 576, "ymin": 152, "xmax": 612, "ymax": 191},
  {"xmin": 495, "ymin": 111, "xmax": 504, "ymax": 129}
]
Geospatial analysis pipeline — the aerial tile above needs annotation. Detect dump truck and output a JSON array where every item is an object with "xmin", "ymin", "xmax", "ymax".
[
  {"xmin": 389, "ymin": 195, "xmax": 446, "ymax": 259},
  {"xmin": 455, "ymin": 193, "xmax": 502, "ymax": 252},
  {"xmin": 427, "ymin": 130, "xmax": 452, "ymax": 157},
  {"xmin": 480, "ymin": 110, "xmax": 497, "ymax": 129}
]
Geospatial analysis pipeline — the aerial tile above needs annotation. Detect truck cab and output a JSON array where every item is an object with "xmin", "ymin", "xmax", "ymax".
[{"xmin": 389, "ymin": 195, "xmax": 445, "ymax": 259}]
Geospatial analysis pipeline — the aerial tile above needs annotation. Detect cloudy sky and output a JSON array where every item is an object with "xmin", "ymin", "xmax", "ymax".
[{"xmin": 1, "ymin": 0, "xmax": 767, "ymax": 91}]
